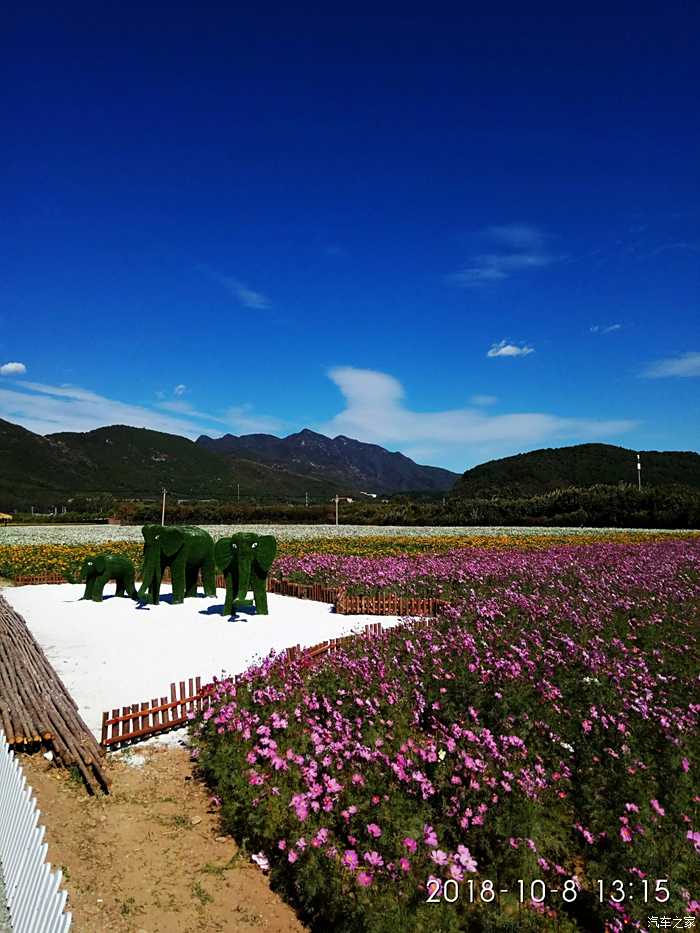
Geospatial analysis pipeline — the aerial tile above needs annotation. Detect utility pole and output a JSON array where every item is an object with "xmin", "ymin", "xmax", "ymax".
[
  {"xmin": 637, "ymin": 453, "xmax": 642, "ymax": 491},
  {"xmin": 237, "ymin": 483, "xmax": 240, "ymax": 504},
  {"xmin": 161, "ymin": 488, "xmax": 167, "ymax": 525},
  {"xmin": 305, "ymin": 491, "xmax": 309, "ymax": 508},
  {"xmin": 335, "ymin": 494, "xmax": 339, "ymax": 526}
]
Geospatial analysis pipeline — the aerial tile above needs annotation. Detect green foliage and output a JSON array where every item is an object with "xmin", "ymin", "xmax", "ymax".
[
  {"xmin": 106, "ymin": 484, "xmax": 700, "ymax": 529},
  {"xmin": 453, "ymin": 443, "xmax": 700, "ymax": 498},
  {"xmin": 114, "ymin": 500, "xmax": 335, "ymax": 525}
]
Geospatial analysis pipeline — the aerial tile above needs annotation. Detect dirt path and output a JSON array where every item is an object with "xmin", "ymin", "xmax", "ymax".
[{"xmin": 19, "ymin": 744, "xmax": 307, "ymax": 933}]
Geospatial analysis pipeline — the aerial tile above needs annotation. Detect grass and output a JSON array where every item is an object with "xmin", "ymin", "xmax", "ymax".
[{"xmin": 191, "ymin": 880, "xmax": 213, "ymax": 905}]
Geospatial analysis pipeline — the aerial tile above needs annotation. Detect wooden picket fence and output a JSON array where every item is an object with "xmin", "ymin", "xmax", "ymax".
[
  {"xmin": 335, "ymin": 591, "xmax": 447, "ymax": 616},
  {"xmin": 284, "ymin": 617, "xmax": 435, "ymax": 663},
  {"xmin": 100, "ymin": 676, "xmax": 213, "ymax": 748},
  {"xmin": 99, "ymin": 615, "xmax": 441, "ymax": 748},
  {"xmin": 13, "ymin": 574, "xmax": 71, "ymax": 585},
  {"xmin": 266, "ymin": 577, "xmax": 341, "ymax": 603},
  {"xmin": 11, "ymin": 574, "xmax": 444, "ymax": 618},
  {"xmin": 13, "ymin": 571, "xmax": 229, "ymax": 588}
]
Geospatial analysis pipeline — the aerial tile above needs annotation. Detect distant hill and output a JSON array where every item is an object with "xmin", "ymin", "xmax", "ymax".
[
  {"xmin": 196, "ymin": 428, "xmax": 458, "ymax": 494},
  {"xmin": 0, "ymin": 418, "xmax": 96, "ymax": 503},
  {"xmin": 0, "ymin": 418, "xmax": 457, "ymax": 508},
  {"xmin": 452, "ymin": 443, "xmax": 700, "ymax": 498}
]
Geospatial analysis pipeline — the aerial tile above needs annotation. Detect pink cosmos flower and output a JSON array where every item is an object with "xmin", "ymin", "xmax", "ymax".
[
  {"xmin": 364, "ymin": 851, "xmax": 384, "ymax": 868},
  {"xmin": 357, "ymin": 872, "xmax": 373, "ymax": 887},
  {"xmin": 288, "ymin": 850, "xmax": 298, "ymax": 863},
  {"xmin": 403, "ymin": 837, "xmax": 417, "ymax": 853},
  {"xmin": 620, "ymin": 827, "xmax": 633, "ymax": 843},
  {"xmin": 366, "ymin": 823, "xmax": 382, "ymax": 838},
  {"xmin": 399, "ymin": 857, "xmax": 411, "ymax": 872},
  {"xmin": 343, "ymin": 850, "xmax": 359, "ymax": 870},
  {"xmin": 456, "ymin": 845, "xmax": 478, "ymax": 872},
  {"xmin": 424, "ymin": 824, "xmax": 438, "ymax": 846},
  {"xmin": 650, "ymin": 799, "xmax": 665, "ymax": 816},
  {"xmin": 430, "ymin": 849, "xmax": 448, "ymax": 866},
  {"xmin": 687, "ymin": 830, "xmax": 700, "ymax": 853}
]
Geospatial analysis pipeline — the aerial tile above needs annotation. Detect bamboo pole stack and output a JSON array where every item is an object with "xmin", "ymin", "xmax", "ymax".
[{"xmin": 0, "ymin": 595, "xmax": 110, "ymax": 794}]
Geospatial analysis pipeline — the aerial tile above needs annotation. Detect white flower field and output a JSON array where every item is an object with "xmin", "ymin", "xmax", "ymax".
[{"xmin": 0, "ymin": 522, "xmax": 685, "ymax": 546}]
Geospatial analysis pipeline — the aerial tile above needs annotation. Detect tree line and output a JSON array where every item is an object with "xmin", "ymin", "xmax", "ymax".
[
  {"xmin": 112, "ymin": 483, "xmax": 699, "ymax": 528},
  {"xmin": 5, "ymin": 484, "xmax": 699, "ymax": 529}
]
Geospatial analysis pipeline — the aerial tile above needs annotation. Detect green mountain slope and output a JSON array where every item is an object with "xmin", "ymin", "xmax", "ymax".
[
  {"xmin": 452, "ymin": 443, "xmax": 700, "ymax": 498},
  {"xmin": 0, "ymin": 420, "xmax": 352, "ymax": 507},
  {"xmin": 0, "ymin": 418, "xmax": 94, "ymax": 503}
]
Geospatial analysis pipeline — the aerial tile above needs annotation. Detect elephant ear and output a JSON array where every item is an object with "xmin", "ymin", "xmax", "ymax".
[
  {"xmin": 214, "ymin": 537, "xmax": 234, "ymax": 572},
  {"xmin": 253, "ymin": 535, "xmax": 277, "ymax": 573},
  {"xmin": 161, "ymin": 527, "xmax": 183, "ymax": 557},
  {"xmin": 93, "ymin": 555, "xmax": 106, "ymax": 574}
]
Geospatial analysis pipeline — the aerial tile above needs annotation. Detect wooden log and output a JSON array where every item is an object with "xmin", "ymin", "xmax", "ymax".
[{"xmin": 0, "ymin": 595, "xmax": 110, "ymax": 793}]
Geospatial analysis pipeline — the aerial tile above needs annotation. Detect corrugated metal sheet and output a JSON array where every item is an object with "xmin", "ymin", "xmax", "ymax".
[{"xmin": 0, "ymin": 730, "xmax": 71, "ymax": 933}]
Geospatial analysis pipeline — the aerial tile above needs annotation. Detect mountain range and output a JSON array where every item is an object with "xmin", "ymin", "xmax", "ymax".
[
  {"xmin": 2, "ymin": 416, "xmax": 699, "ymax": 510},
  {"xmin": 197, "ymin": 430, "xmax": 457, "ymax": 495},
  {"xmin": 0, "ymin": 418, "xmax": 458, "ymax": 508}
]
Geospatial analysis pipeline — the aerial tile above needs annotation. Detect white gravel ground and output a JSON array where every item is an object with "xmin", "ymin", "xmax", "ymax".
[{"xmin": 2, "ymin": 584, "xmax": 403, "ymax": 743}]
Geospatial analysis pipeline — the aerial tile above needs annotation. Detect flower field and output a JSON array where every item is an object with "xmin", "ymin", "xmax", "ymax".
[
  {"xmin": 2, "ymin": 522, "xmax": 695, "ymax": 547},
  {"xmin": 0, "ymin": 525, "xmax": 696, "ymax": 580},
  {"xmin": 194, "ymin": 538, "xmax": 700, "ymax": 932}
]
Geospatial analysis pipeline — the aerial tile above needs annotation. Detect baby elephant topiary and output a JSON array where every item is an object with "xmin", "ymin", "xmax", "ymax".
[{"xmin": 78, "ymin": 554, "xmax": 137, "ymax": 602}]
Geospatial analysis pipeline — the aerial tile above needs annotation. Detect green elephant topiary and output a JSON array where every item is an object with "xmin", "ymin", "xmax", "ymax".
[
  {"xmin": 72, "ymin": 554, "xmax": 137, "ymax": 602},
  {"xmin": 137, "ymin": 524, "xmax": 216, "ymax": 605},
  {"xmin": 214, "ymin": 532, "xmax": 277, "ymax": 616}
]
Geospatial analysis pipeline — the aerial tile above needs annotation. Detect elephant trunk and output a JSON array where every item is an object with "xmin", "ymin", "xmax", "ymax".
[
  {"xmin": 137, "ymin": 547, "xmax": 159, "ymax": 598},
  {"xmin": 235, "ymin": 553, "xmax": 253, "ymax": 602}
]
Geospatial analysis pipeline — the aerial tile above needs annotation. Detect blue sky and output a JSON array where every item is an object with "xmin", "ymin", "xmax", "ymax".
[{"xmin": 1, "ymin": 2, "xmax": 698, "ymax": 472}]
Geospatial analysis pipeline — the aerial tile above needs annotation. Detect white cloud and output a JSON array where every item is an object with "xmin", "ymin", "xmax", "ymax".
[
  {"xmin": 0, "ymin": 381, "xmax": 224, "ymax": 438},
  {"xmin": 0, "ymin": 377, "xmax": 285, "ymax": 440},
  {"xmin": 643, "ymin": 351, "xmax": 700, "ymax": 378},
  {"xmin": 450, "ymin": 224, "xmax": 558, "ymax": 286},
  {"xmin": 221, "ymin": 277, "xmax": 271, "ymax": 309},
  {"xmin": 174, "ymin": 383, "xmax": 187, "ymax": 396},
  {"xmin": 224, "ymin": 405, "xmax": 284, "ymax": 434},
  {"xmin": 470, "ymin": 394, "xmax": 498, "ymax": 406},
  {"xmin": 487, "ymin": 340, "xmax": 534, "ymax": 358},
  {"xmin": 318, "ymin": 367, "xmax": 636, "ymax": 460},
  {"xmin": 0, "ymin": 362, "xmax": 27, "ymax": 376},
  {"xmin": 157, "ymin": 399, "xmax": 228, "ymax": 422},
  {"xmin": 199, "ymin": 265, "xmax": 272, "ymax": 309},
  {"xmin": 485, "ymin": 224, "xmax": 546, "ymax": 250},
  {"xmin": 590, "ymin": 324, "xmax": 622, "ymax": 334}
]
